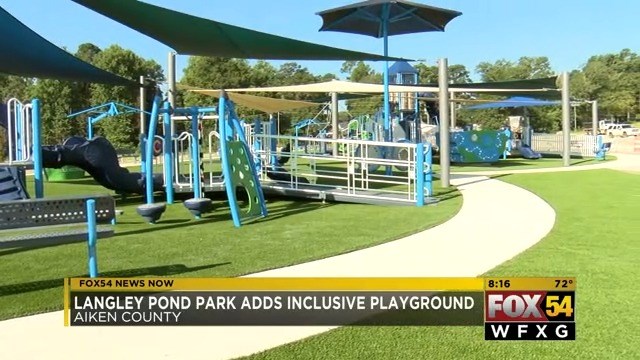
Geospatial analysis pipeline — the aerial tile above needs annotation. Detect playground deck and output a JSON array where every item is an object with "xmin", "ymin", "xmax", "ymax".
[{"xmin": 260, "ymin": 181, "xmax": 438, "ymax": 206}]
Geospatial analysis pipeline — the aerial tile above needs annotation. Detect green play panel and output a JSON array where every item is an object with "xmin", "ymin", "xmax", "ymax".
[
  {"xmin": 44, "ymin": 166, "xmax": 86, "ymax": 182},
  {"xmin": 226, "ymin": 141, "xmax": 265, "ymax": 220}
]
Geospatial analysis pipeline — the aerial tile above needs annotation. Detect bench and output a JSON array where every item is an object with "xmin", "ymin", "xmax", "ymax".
[{"xmin": 0, "ymin": 195, "xmax": 116, "ymax": 277}]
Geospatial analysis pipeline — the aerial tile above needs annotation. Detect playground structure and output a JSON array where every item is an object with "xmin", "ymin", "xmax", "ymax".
[
  {"xmin": 464, "ymin": 96, "xmax": 608, "ymax": 159},
  {"xmin": 332, "ymin": 61, "xmax": 512, "ymax": 164},
  {"xmin": 138, "ymin": 89, "xmax": 435, "ymax": 216},
  {"xmin": 1, "ymin": 89, "xmax": 436, "ymax": 231}
]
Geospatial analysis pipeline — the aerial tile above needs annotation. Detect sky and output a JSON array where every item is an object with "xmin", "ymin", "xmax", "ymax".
[{"xmin": 1, "ymin": 0, "xmax": 638, "ymax": 83}]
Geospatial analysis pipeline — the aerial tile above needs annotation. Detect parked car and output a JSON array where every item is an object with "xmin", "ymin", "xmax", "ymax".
[{"xmin": 608, "ymin": 124, "xmax": 640, "ymax": 137}]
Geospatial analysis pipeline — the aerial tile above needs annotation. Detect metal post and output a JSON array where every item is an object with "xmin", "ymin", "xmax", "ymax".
[
  {"xmin": 450, "ymin": 92, "xmax": 456, "ymax": 128},
  {"xmin": 331, "ymin": 92, "xmax": 339, "ymax": 156},
  {"xmin": 561, "ymin": 72, "xmax": 571, "ymax": 167},
  {"xmin": 139, "ymin": 76, "xmax": 146, "ymax": 134},
  {"xmin": 163, "ymin": 101, "xmax": 174, "ymax": 204},
  {"xmin": 139, "ymin": 76, "xmax": 146, "ymax": 173},
  {"xmin": 438, "ymin": 59, "xmax": 451, "ymax": 187},
  {"xmin": 382, "ymin": 5, "xmax": 391, "ymax": 142},
  {"xmin": 145, "ymin": 92, "xmax": 161, "ymax": 204},
  {"xmin": 191, "ymin": 107, "xmax": 202, "ymax": 199},
  {"xmin": 416, "ymin": 142, "xmax": 425, "ymax": 207},
  {"xmin": 591, "ymin": 100, "xmax": 598, "ymax": 136},
  {"xmin": 31, "ymin": 99, "xmax": 44, "ymax": 198},
  {"xmin": 86, "ymin": 199, "xmax": 98, "ymax": 278},
  {"xmin": 269, "ymin": 114, "xmax": 277, "ymax": 167},
  {"xmin": 16, "ymin": 105, "xmax": 22, "ymax": 160},
  {"xmin": 425, "ymin": 143, "xmax": 433, "ymax": 197},
  {"xmin": 168, "ymin": 52, "xmax": 177, "ymax": 137},
  {"xmin": 87, "ymin": 117, "xmax": 93, "ymax": 139},
  {"xmin": 414, "ymin": 75, "xmax": 421, "ymax": 143}
]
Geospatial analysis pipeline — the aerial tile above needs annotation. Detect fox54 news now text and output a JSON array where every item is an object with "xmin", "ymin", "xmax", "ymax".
[{"xmin": 484, "ymin": 289, "xmax": 575, "ymax": 340}]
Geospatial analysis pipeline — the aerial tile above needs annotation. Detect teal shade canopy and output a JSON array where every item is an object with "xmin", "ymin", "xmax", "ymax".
[
  {"xmin": 0, "ymin": 6, "xmax": 135, "ymax": 86},
  {"xmin": 71, "ymin": 0, "xmax": 408, "ymax": 61}
]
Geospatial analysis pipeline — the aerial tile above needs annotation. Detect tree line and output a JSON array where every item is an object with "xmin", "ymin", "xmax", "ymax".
[{"xmin": 1, "ymin": 43, "xmax": 637, "ymax": 156}]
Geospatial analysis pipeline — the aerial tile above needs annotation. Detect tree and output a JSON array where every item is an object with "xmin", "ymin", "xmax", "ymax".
[
  {"xmin": 573, "ymin": 49, "xmax": 640, "ymax": 120},
  {"xmin": 89, "ymin": 45, "xmax": 164, "ymax": 150},
  {"xmin": 0, "ymin": 75, "xmax": 32, "ymax": 102},
  {"xmin": 413, "ymin": 62, "xmax": 471, "ymax": 84},
  {"xmin": 476, "ymin": 56, "xmax": 554, "ymax": 82},
  {"xmin": 27, "ymin": 79, "xmax": 82, "ymax": 145},
  {"xmin": 75, "ymin": 43, "xmax": 102, "ymax": 64},
  {"xmin": 250, "ymin": 60, "xmax": 278, "ymax": 88},
  {"xmin": 468, "ymin": 57, "xmax": 557, "ymax": 131},
  {"xmin": 340, "ymin": 61, "xmax": 382, "ymax": 116},
  {"xmin": 271, "ymin": 62, "xmax": 329, "ymax": 132},
  {"xmin": 69, "ymin": 43, "xmax": 105, "ymax": 123},
  {"xmin": 181, "ymin": 57, "xmax": 252, "ymax": 107}
]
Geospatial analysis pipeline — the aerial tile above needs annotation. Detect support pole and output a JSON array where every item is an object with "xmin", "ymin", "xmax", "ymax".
[
  {"xmin": 269, "ymin": 114, "xmax": 277, "ymax": 167},
  {"xmin": 31, "ymin": 99, "xmax": 43, "ymax": 198},
  {"xmin": 163, "ymin": 101, "xmax": 174, "ymax": 204},
  {"xmin": 139, "ymin": 76, "xmax": 146, "ymax": 134},
  {"xmin": 86, "ymin": 199, "xmax": 98, "ymax": 278},
  {"xmin": 331, "ymin": 92, "xmax": 339, "ymax": 156},
  {"xmin": 190, "ymin": 107, "xmax": 202, "ymax": 199},
  {"xmin": 382, "ymin": 5, "xmax": 391, "ymax": 142},
  {"xmin": 414, "ymin": 83, "xmax": 421, "ymax": 143},
  {"xmin": 561, "ymin": 72, "xmax": 571, "ymax": 167},
  {"xmin": 168, "ymin": 52, "xmax": 177, "ymax": 136},
  {"xmin": 438, "ymin": 59, "xmax": 451, "ymax": 187},
  {"xmin": 416, "ymin": 142, "xmax": 425, "ymax": 207},
  {"xmin": 450, "ymin": 92, "xmax": 456, "ymax": 128},
  {"xmin": 145, "ymin": 92, "xmax": 161, "ymax": 204},
  {"xmin": 87, "ymin": 117, "xmax": 93, "ymax": 139},
  {"xmin": 139, "ymin": 76, "xmax": 146, "ymax": 173},
  {"xmin": 591, "ymin": 100, "xmax": 598, "ymax": 136}
]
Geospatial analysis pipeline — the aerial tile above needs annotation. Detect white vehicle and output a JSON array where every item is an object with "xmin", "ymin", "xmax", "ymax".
[{"xmin": 608, "ymin": 124, "xmax": 640, "ymax": 137}]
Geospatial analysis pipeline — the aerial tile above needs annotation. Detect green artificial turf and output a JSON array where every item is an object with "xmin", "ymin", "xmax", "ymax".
[
  {"xmin": 447, "ymin": 156, "xmax": 615, "ymax": 173},
  {"xmin": 0, "ymin": 176, "xmax": 461, "ymax": 321},
  {"xmin": 242, "ymin": 169, "xmax": 640, "ymax": 360}
]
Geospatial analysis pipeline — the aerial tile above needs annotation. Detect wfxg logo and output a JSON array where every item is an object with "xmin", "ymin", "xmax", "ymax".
[
  {"xmin": 485, "ymin": 322, "xmax": 575, "ymax": 341},
  {"xmin": 486, "ymin": 291, "xmax": 574, "ymax": 322},
  {"xmin": 485, "ymin": 291, "xmax": 576, "ymax": 341}
]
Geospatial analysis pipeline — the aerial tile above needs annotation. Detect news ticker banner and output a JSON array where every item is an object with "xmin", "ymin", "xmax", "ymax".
[{"xmin": 64, "ymin": 277, "xmax": 576, "ymax": 340}]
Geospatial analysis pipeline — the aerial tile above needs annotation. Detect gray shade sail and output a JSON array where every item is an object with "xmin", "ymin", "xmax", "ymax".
[
  {"xmin": 0, "ymin": 6, "xmax": 135, "ymax": 86},
  {"xmin": 71, "ymin": 0, "xmax": 408, "ymax": 61},
  {"xmin": 317, "ymin": 0, "xmax": 462, "ymax": 38},
  {"xmin": 465, "ymin": 96, "xmax": 561, "ymax": 110}
]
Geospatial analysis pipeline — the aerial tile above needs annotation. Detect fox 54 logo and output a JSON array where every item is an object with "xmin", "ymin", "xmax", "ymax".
[{"xmin": 485, "ymin": 291, "xmax": 575, "ymax": 322}]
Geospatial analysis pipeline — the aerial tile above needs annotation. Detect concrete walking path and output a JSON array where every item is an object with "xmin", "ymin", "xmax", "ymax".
[
  {"xmin": 0, "ymin": 174, "xmax": 557, "ymax": 360},
  {"xmin": 452, "ymin": 153, "xmax": 640, "ymax": 176}
]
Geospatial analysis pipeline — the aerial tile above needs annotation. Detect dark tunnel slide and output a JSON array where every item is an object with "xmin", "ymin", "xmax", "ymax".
[{"xmin": 41, "ymin": 136, "xmax": 163, "ymax": 195}]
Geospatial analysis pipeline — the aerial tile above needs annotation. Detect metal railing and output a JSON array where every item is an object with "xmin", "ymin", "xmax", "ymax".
[
  {"xmin": 6, "ymin": 98, "xmax": 33, "ymax": 164},
  {"xmin": 531, "ymin": 133, "xmax": 597, "ymax": 157},
  {"xmin": 173, "ymin": 131, "xmax": 194, "ymax": 187},
  {"xmin": 251, "ymin": 133, "xmax": 430, "ymax": 204}
]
